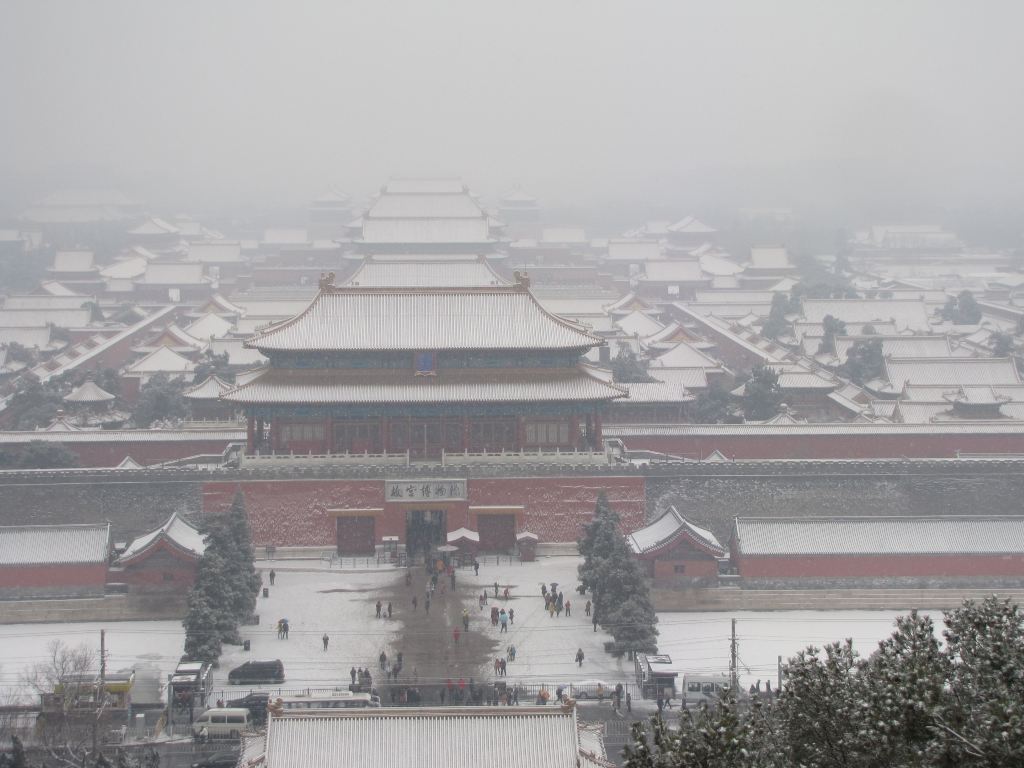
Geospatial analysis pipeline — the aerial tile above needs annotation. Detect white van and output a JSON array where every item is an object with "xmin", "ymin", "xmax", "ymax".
[{"xmin": 192, "ymin": 708, "xmax": 251, "ymax": 739}]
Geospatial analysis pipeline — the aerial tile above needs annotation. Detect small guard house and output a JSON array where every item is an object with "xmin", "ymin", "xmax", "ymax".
[{"xmin": 627, "ymin": 506, "xmax": 726, "ymax": 586}]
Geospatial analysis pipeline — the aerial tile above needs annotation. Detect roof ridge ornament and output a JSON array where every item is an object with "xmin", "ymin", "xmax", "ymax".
[
  {"xmin": 318, "ymin": 271, "xmax": 336, "ymax": 291},
  {"xmin": 513, "ymin": 270, "xmax": 531, "ymax": 292}
]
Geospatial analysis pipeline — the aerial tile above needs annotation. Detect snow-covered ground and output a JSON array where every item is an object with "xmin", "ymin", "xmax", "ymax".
[{"xmin": 0, "ymin": 556, "xmax": 946, "ymax": 704}]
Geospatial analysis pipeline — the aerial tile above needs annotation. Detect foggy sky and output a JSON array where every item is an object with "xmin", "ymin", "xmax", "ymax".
[{"xmin": 1, "ymin": 1, "xmax": 1023, "ymax": 218}]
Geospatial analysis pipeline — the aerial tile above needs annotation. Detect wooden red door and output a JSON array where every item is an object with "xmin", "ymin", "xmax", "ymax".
[{"xmin": 477, "ymin": 514, "xmax": 516, "ymax": 551}]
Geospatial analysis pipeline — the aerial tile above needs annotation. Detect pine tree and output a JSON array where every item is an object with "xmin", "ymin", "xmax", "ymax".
[
  {"xmin": 183, "ymin": 590, "xmax": 222, "ymax": 664},
  {"xmin": 577, "ymin": 492, "xmax": 657, "ymax": 654},
  {"xmin": 225, "ymin": 489, "xmax": 261, "ymax": 622},
  {"xmin": 742, "ymin": 366, "xmax": 782, "ymax": 421}
]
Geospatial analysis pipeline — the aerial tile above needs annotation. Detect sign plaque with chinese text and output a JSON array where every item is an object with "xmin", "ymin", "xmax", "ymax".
[{"xmin": 385, "ymin": 479, "xmax": 467, "ymax": 502}]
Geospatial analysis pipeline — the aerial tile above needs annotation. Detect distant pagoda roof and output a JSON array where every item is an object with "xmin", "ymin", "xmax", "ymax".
[
  {"xmin": 245, "ymin": 274, "xmax": 605, "ymax": 353},
  {"xmin": 183, "ymin": 375, "xmax": 234, "ymax": 401},
  {"xmin": 63, "ymin": 379, "xmax": 116, "ymax": 403}
]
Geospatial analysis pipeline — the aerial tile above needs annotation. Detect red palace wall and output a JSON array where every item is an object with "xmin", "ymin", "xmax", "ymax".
[
  {"xmin": 63, "ymin": 439, "xmax": 239, "ymax": 467},
  {"xmin": 202, "ymin": 475, "xmax": 646, "ymax": 548},
  {"xmin": 739, "ymin": 553, "xmax": 1024, "ymax": 579},
  {"xmin": 0, "ymin": 563, "xmax": 108, "ymax": 596},
  {"xmin": 622, "ymin": 432, "xmax": 1024, "ymax": 460}
]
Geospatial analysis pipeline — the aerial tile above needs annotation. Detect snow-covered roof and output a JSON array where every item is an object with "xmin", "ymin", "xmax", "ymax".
[
  {"xmin": 617, "ymin": 379, "xmax": 695, "ymax": 404},
  {"xmin": 118, "ymin": 513, "xmax": 205, "ymax": 563},
  {"xmin": 0, "ymin": 326, "xmax": 54, "ymax": 349},
  {"xmin": 446, "ymin": 527, "xmax": 480, "ymax": 543},
  {"xmin": 667, "ymin": 216, "xmax": 716, "ymax": 235},
  {"xmin": 362, "ymin": 219, "xmax": 492, "ymax": 244},
  {"xmin": 605, "ymin": 240, "xmax": 663, "ymax": 262},
  {"xmin": 367, "ymin": 194, "xmax": 484, "ymax": 219},
  {"xmin": 3, "ymin": 295, "xmax": 91, "ymax": 310},
  {"xmin": 747, "ymin": 246, "xmax": 792, "ymax": 270},
  {"xmin": 698, "ymin": 254, "xmax": 745, "ymax": 276},
  {"xmin": 245, "ymin": 285, "xmax": 605, "ymax": 353},
  {"xmin": 734, "ymin": 516, "xmax": 1024, "ymax": 556},
  {"xmin": 64, "ymin": 379, "xmax": 116, "ymax": 403},
  {"xmin": 0, "ymin": 523, "xmax": 109, "ymax": 565},
  {"xmin": 647, "ymin": 367, "xmax": 709, "ymax": 390},
  {"xmin": 116, "ymin": 456, "xmax": 143, "ymax": 469},
  {"xmin": 126, "ymin": 346, "xmax": 197, "ymax": 374},
  {"xmin": 615, "ymin": 310, "xmax": 663, "ymax": 338},
  {"xmin": 343, "ymin": 259, "xmax": 508, "ymax": 288},
  {"xmin": 801, "ymin": 299, "xmax": 932, "ymax": 332},
  {"xmin": 209, "ymin": 337, "xmax": 269, "ymax": 367},
  {"xmin": 0, "ymin": 308, "xmax": 92, "ymax": 327},
  {"xmin": 38, "ymin": 281, "xmax": 81, "ymax": 296},
  {"xmin": 650, "ymin": 341, "xmax": 721, "ymax": 369},
  {"xmin": 52, "ymin": 250, "xmax": 96, "ymax": 272},
  {"xmin": 128, "ymin": 217, "xmax": 180, "ymax": 236},
  {"xmin": 183, "ymin": 375, "xmax": 234, "ymax": 400},
  {"xmin": 136, "ymin": 262, "xmax": 207, "ymax": 285},
  {"xmin": 641, "ymin": 261, "xmax": 706, "ymax": 283},
  {"xmin": 263, "ymin": 707, "xmax": 589, "ymax": 768},
  {"xmin": 185, "ymin": 313, "xmax": 234, "ymax": 341},
  {"xmin": 262, "ymin": 229, "xmax": 310, "ymax": 245},
  {"xmin": 885, "ymin": 357, "xmax": 1020, "ymax": 388},
  {"xmin": 222, "ymin": 366, "xmax": 625, "ymax": 405},
  {"xmin": 101, "ymin": 256, "xmax": 149, "ymax": 280},
  {"xmin": 0, "ymin": 428, "xmax": 245, "ymax": 445},
  {"xmin": 832, "ymin": 335, "xmax": 952, "ymax": 362},
  {"xmin": 628, "ymin": 506, "xmax": 725, "ymax": 557},
  {"xmin": 693, "ymin": 290, "xmax": 774, "ymax": 305},
  {"xmin": 603, "ymin": 421, "xmax": 1024, "ymax": 438}
]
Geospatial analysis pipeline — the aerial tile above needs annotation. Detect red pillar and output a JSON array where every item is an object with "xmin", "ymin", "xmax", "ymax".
[
  {"xmin": 515, "ymin": 415, "xmax": 525, "ymax": 452},
  {"xmin": 381, "ymin": 416, "xmax": 390, "ymax": 453},
  {"xmin": 593, "ymin": 409, "xmax": 603, "ymax": 447},
  {"xmin": 462, "ymin": 415, "xmax": 470, "ymax": 453},
  {"xmin": 246, "ymin": 415, "xmax": 256, "ymax": 455},
  {"xmin": 323, "ymin": 415, "xmax": 332, "ymax": 453}
]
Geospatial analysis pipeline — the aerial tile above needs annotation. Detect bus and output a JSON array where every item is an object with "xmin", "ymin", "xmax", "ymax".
[{"xmin": 273, "ymin": 691, "xmax": 382, "ymax": 711}]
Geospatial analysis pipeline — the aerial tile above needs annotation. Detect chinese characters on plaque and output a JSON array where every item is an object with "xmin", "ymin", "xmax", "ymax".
[{"xmin": 385, "ymin": 479, "xmax": 467, "ymax": 502}]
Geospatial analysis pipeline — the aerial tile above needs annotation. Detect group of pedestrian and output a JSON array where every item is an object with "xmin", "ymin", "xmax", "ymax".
[
  {"xmin": 493, "ymin": 657, "xmax": 508, "ymax": 676},
  {"xmin": 275, "ymin": 618, "xmax": 290, "ymax": 638},
  {"xmin": 349, "ymin": 666, "xmax": 373, "ymax": 691},
  {"xmin": 375, "ymin": 600, "xmax": 393, "ymax": 619},
  {"xmin": 545, "ymin": 590, "xmax": 568, "ymax": 618},
  {"xmin": 489, "ymin": 606, "xmax": 511, "ymax": 631}
]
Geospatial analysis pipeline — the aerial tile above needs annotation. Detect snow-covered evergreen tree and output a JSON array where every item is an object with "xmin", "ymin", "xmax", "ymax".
[{"xmin": 182, "ymin": 589, "xmax": 222, "ymax": 664}]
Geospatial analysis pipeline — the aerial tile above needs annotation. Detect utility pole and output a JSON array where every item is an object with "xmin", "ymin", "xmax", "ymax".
[
  {"xmin": 92, "ymin": 629, "xmax": 106, "ymax": 758},
  {"xmin": 777, "ymin": 655, "xmax": 783, "ymax": 694},
  {"xmin": 729, "ymin": 618, "xmax": 738, "ymax": 692}
]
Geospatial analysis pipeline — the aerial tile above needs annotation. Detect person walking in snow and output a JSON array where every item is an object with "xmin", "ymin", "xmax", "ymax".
[
  {"xmin": 453, "ymin": 628, "xmax": 461, "ymax": 645},
  {"xmin": 585, "ymin": 600, "xmax": 591, "ymax": 617},
  {"xmin": 387, "ymin": 602, "xmax": 393, "ymax": 619},
  {"xmin": 375, "ymin": 600, "xmax": 382, "ymax": 619},
  {"xmin": 462, "ymin": 609, "xmax": 470, "ymax": 632},
  {"xmin": 322, "ymin": 633, "xmax": 329, "ymax": 651},
  {"xmin": 575, "ymin": 648, "xmax": 584, "ymax": 667},
  {"xmin": 473, "ymin": 560, "xmax": 479, "ymax": 576},
  {"xmin": 425, "ymin": 596, "xmax": 431, "ymax": 615},
  {"xmin": 565, "ymin": 600, "xmax": 571, "ymax": 617},
  {"xmin": 499, "ymin": 609, "xmax": 508, "ymax": 633},
  {"xmin": 379, "ymin": 651, "xmax": 387, "ymax": 671},
  {"xmin": 412, "ymin": 595, "xmax": 418, "ymax": 611},
  {"xmin": 350, "ymin": 667, "xmax": 357, "ymax": 685},
  {"xmin": 493, "ymin": 658, "xmax": 501, "ymax": 675},
  {"xmin": 508, "ymin": 608, "xmax": 514, "ymax": 625},
  {"xmin": 282, "ymin": 619, "xmax": 289, "ymax": 638},
  {"xmin": 269, "ymin": 569, "xmax": 276, "ymax": 586}
]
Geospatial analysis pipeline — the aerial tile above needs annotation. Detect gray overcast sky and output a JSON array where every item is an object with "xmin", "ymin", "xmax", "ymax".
[{"xmin": 1, "ymin": 0, "xmax": 1022, "ymax": 216}]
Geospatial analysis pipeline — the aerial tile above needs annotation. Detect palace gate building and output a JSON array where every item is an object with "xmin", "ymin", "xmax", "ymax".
[{"xmin": 221, "ymin": 271, "xmax": 626, "ymax": 553}]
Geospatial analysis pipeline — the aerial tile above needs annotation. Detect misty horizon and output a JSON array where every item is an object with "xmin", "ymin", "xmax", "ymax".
[{"xmin": 1, "ymin": 1, "xmax": 1023, "ymax": 229}]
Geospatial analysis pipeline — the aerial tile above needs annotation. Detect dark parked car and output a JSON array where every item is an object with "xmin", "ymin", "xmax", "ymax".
[
  {"xmin": 226, "ymin": 692, "xmax": 270, "ymax": 724},
  {"xmin": 227, "ymin": 660, "xmax": 285, "ymax": 685},
  {"xmin": 191, "ymin": 751, "xmax": 239, "ymax": 768}
]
